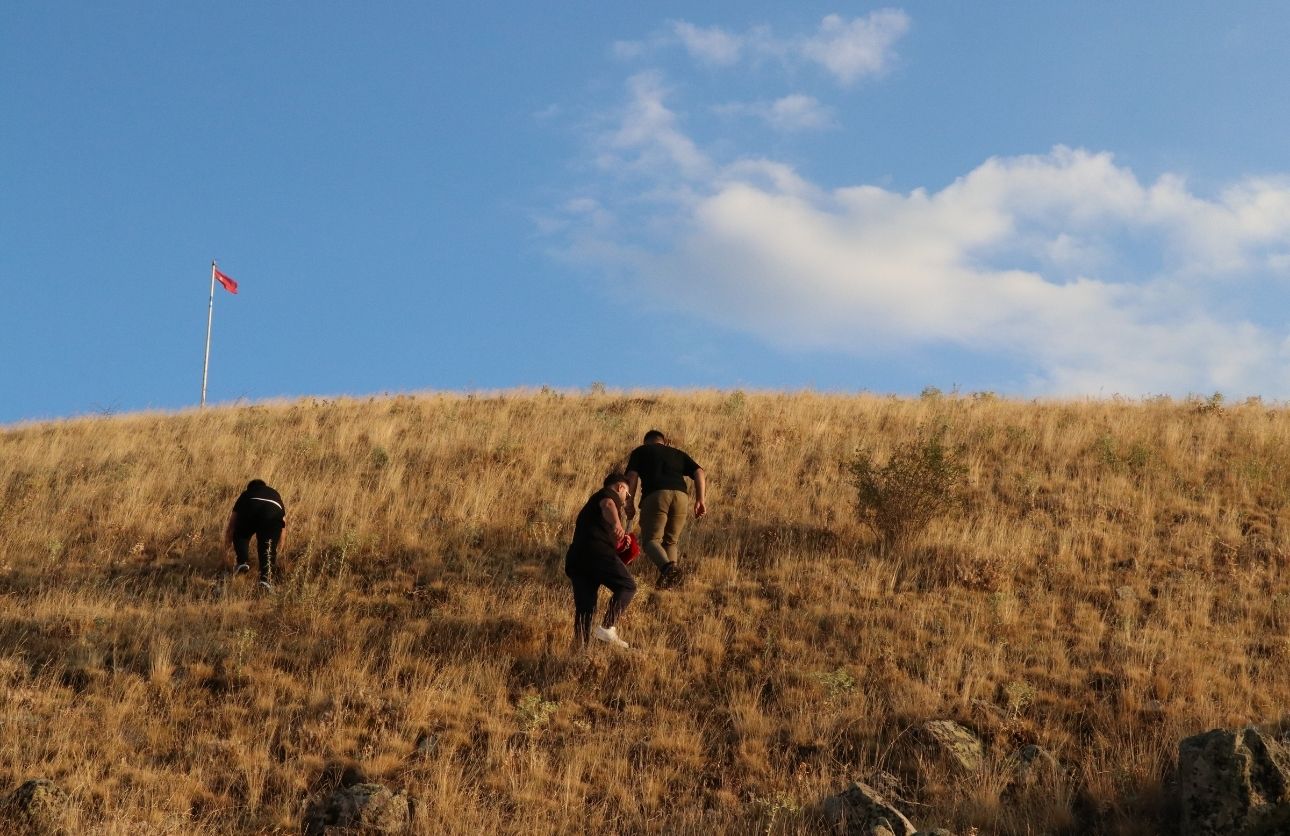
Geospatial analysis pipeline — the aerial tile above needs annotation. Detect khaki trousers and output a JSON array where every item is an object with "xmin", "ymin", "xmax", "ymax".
[{"xmin": 638, "ymin": 489, "xmax": 689, "ymax": 570}]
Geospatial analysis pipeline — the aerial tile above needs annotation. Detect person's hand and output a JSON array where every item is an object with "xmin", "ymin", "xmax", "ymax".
[
  {"xmin": 694, "ymin": 500, "xmax": 707, "ymax": 519},
  {"xmin": 614, "ymin": 525, "xmax": 627, "ymax": 543}
]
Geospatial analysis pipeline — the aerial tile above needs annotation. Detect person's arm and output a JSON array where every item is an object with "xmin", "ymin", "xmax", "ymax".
[
  {"xmin": 692, "ymin": 467, "xmax": 707, "ymax": 518},
  {"xmin": 600, "ymin": 497, "xmax": 627, "ymax": 543},
  {"xmin": 625, "ymin": 471, "xmax": 640, "ymax": 521}
]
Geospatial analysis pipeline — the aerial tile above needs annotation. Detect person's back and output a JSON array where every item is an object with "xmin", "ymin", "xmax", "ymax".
[
  {"xmin": 232, "ymin": 482, "xmax": 286, "ymax": 533},
  {"xmin": 625, "ymin": 442, "xmax": 699, "ymax": 497},
  {"xmin": 226, "ymin": 479, "xmax": 286, "ymax": 588},
  {"xmin": 625, "ymin": 431, "xmax": 706, "ymax": 587}
]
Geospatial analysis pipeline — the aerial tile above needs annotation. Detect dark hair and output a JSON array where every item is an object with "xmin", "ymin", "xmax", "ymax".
[
  {"xmin": 247, "ymin": 479, "xmax": 267, "ymax": 491},
  {"xmin": 603, "ymin": 472, "xmax": 629, "ymax": 488},
  {"xmin": 643, "ymin": 429, "xmax": 667, "ymax": 444}
]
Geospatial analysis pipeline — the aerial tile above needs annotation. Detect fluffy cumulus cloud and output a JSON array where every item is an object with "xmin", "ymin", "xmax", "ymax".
[
  {"xmin": 670, "ymin": 155, "xmax": 1290, "ymax": 395},
  {"xmin": 560, "ymin": 14, "xmax": 1290, "ymax": 396},
  {"xmin": 799, "ymin": 11, "xmax": 911, "ymax": 85}
]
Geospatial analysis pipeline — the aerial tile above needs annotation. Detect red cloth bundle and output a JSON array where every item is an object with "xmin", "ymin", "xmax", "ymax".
[{"xmin": 616, "ymin": 532, "xmax": 641, "ymax": 565}]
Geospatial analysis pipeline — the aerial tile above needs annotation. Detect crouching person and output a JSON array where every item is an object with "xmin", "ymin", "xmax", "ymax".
[
  {"xmin": 566, "ymin": 473, "xmax": 636, "ymax": 649},
  {"xmin": 225, "ymin": 479, "xmax": 286, "ymax": 590}
]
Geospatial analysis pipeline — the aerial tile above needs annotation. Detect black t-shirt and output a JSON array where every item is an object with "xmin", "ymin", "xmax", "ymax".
[
  {"xmin": 566, "ymin": 487, "xmax": 622, "ymax": 571},
  {"xmin": 626, "ymin": 443, "xmax": 700, "ymax": 497},
  {"xmin": 232, "ymin": 484, "xmax": 286, "ymax": 534}
]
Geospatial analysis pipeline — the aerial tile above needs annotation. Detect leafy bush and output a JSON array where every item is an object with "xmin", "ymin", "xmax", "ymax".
[{"xmin": 849, "ymin": 429, "xmax": 967, "ymax": 553}]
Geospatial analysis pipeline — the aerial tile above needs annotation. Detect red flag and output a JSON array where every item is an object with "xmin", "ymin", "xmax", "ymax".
[{"xmin": 214, "ymin": 268, "xmax": 238, "ymax": 294}]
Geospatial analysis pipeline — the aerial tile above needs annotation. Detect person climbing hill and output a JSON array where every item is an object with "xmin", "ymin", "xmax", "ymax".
[
  {"xmin": 625, "ymin": 430, "xmax": 706, "ymax": 589},
  {"xmin": 565, "ymin": 473, "xmax": 636, "ymax": 649},
  {"xmin": 225, "ymin": 479, "xmax": 286, "ymax": 590}
]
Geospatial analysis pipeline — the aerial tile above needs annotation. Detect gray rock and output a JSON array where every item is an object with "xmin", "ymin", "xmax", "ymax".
[
  {"xmin": 821, "ymin": 780, "xmax": 916, "ymax": 836},
  {"xmin": 917, "ymin": 720, "xmax": 985, "ymax": 775},
  {"xmin": 1177, "ymin": 726, "xmax": 1290, "ymax": 835},
  {"xmin": 913, "ymin": 830, "xmax": 956, "ymax": 836},
  {"xmin": 3, "ymin": 779, "xmax": 71, "ymax": 836},
  {"xmin": 303, "ymin": 782, "xmax": 411, "ymax": 835}
]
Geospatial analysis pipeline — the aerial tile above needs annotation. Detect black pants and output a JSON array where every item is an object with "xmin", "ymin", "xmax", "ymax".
[
  {"xmin": 233, "ymin": 524, "xmax": 282, "ymax": 582},
  {"xmin": 567, "ymin": 557, "xmax": 636, "ymax": 645}
]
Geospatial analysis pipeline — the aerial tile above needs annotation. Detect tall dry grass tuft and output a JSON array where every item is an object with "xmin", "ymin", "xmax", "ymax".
[{"xmin": 0, "ymin": 390, "xmax": 1288, "ymax": 832}]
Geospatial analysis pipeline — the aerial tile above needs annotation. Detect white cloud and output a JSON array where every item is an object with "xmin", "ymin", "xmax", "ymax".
[
  {"xmin": 768, "ymin": 94, "xmax": 834, "ymax": 131},
  {"xmin": 612, "ymin": 40, "xmax": 647, "ymax": 60},
  {"xmin": 624, "ymin": 12, "xmax": 909, "ymax": 85},
  {"xmin": 715, "ymin": 94, "xmax": 835, "ymax": 132},
  {"xmin": 653, "ymin": 163, "xmax": 1290, "ymax": 395},
  {"xmin": 552, "ymin": 18, "xmax": 1290, "ymax": 397},
  {"xmin": 601, "ymin": 72, "xmax": 710, "ymax": 179},
  {"xmin": 557, "ymin": 68, "xmax": 1290, "ymax": 394},
  {"xmin": 672, "ymin": 21, "xmax": 743, "ymax": 66},
  {"xmin": 800, "ymin": 10, "xmax": 911, "ymax": 85}
]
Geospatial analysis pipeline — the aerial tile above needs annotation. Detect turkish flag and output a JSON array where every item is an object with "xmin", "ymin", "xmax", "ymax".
[{"xmin": 214, "ymin": 268, "xmax": 238, "ymax": 294}]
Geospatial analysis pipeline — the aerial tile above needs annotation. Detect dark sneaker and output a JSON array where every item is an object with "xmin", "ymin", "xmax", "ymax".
[
  {"xmin": 258, "ymin": 579, "xmax": 273, "ymax": 592},
  {"xmin": 234, "ymin": 564, "xmax": 251, "ymax": 576},
  {"xmin": 657, "ymin": 565, "xmax": 684, "ymax": 589}
]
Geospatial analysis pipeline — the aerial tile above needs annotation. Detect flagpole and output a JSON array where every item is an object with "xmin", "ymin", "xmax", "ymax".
[{"xmin": 201, "ymin": 260, "xmax": 216, "ymax": 407}]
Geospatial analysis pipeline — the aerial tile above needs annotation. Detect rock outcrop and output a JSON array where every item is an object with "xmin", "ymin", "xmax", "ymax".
[
  {"xmin": 1177, "ymin": 725, "xmax": 1290, "ymax": 835},
  {"xmin": 822, "ymin": 779, "xmax": 917, "ymax": 836},
  {"xmin": 303, "ymin": 781, "xmax": 411, "ymax": 835},
  {"xmin": 2, "ymin": 779, "xmax": 71, "ymax": 836},
  {"xmin": 916, "ymin": 720, "xmax": 984, "ymax": 775}
]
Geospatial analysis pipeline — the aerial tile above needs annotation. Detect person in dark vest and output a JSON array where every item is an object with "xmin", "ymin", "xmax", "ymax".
[
  {"xmin": 625, "ymin": 430, "xmax": 706, "ymax": 588},
  {"xmin": 224, "ymin": 479, "xmax": 286, "ymax": 590},
  {"xmin": 566, "ymin": 473, "xmax": 636, "ymax": 649}
]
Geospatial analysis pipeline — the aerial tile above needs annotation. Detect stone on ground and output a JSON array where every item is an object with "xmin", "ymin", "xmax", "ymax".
[
  {"xmin": 1177, "ymin": 725, "xmax": 1290, "ymax": 836},
  {"xmin": 821, "ymin": 779, "xmax": 917, "ymax": 836},
  {"xmin": 303, "ymin": 782, "xmax": 411, "ymax": 835}
]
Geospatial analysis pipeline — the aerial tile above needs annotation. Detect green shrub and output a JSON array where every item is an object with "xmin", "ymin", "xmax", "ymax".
[{"xmin": 849, "ymin": 429, "xmax": 967, "ymax": 554}]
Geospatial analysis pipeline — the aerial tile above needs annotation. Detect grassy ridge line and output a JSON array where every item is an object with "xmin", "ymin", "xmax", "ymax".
[{"xmin": 0, "ymin": 390, "xmax": 1287, "ymax": 833}]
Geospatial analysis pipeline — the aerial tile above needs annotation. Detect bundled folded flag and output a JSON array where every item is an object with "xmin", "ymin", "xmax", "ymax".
[{"xmin": 616, "ymin": 532, "xmax": 641, "ymax": 565}]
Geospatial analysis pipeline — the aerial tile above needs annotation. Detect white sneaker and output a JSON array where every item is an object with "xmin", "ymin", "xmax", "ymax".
[
  {"xmin": 592, "ymin": 625, "xmax": 629, "ymax": 649},
  {"xmin": 234, "ymin": 564, "xmax": 250, "ymax": 575}
]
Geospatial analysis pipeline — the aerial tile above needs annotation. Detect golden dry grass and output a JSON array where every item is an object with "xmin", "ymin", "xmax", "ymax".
[{"xmin": 0, "ymin": 389, "xmax": 1288, "ymax": 834}]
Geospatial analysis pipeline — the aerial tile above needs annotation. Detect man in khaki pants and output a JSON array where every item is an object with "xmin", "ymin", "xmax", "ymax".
[{"xmin": 625, "ymin": 430, "xmax": 706, "ymax": 588}]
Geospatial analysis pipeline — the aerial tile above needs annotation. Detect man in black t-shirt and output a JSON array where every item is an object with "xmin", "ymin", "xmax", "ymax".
[
  {"xmin": 224, "ymin": 479, "xmax": 286, "ymax": 589},
  {"xmin": 625, "ymin": 430, "xmax": 706, "ymax": 588},
  {"xmin": 565, "ymin": 473, "xmax": 636, "ymax": 649}
]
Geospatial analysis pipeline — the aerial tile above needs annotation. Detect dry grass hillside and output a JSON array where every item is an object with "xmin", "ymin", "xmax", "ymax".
[{"xmin": 1, "ymin": 390, "xmax": 1288, "ymax": 834}]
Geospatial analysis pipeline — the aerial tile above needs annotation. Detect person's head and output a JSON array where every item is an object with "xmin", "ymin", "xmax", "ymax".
[
  {"xmin": 246, "ymin": 479, "xmax": 267, "ymax": 492},
  {"xmin": 643, "ymin": 430, "xmax": 667, "ymax": 445},
  {"xmin": 603, "ymin": 472, "xmax": 630, "ymax": 502}
]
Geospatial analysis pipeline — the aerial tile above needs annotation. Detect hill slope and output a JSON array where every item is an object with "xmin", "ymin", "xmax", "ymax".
[{"xmin": 1, "ymin": 391, "xmax": 1287, "ymax": 833}]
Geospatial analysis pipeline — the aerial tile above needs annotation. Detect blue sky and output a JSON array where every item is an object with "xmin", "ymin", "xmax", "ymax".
[{"xmin": 5, "ymin": 2, "xmax": 1290, "ymax": 423}]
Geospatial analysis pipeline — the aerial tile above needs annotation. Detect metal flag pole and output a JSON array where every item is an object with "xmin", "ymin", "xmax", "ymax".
[{"xmin": 201, "ymin": 260, "xmax": 216, "ymax": 407}]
